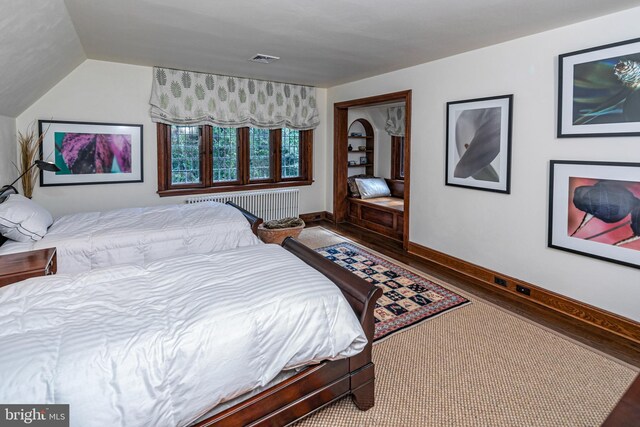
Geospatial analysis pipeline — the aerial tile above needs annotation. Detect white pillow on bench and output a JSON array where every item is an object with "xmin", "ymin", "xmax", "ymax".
[{"xmin": 355, "ymin": 178, "xmax": 391, "ymax": 200}]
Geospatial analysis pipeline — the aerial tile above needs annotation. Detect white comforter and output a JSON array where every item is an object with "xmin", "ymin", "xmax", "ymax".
[
  {"xmin": 0, "ymin": 202, "xmax": 261, "ymax": 274},
  {"xmin": 0, "ymin": 244, "xmax": 367, "ymax": 427}
]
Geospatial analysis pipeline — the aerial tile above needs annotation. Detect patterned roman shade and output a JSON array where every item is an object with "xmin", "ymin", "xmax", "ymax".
[
  {"xmin": 385, "ymin": 106, "xmax": 405, "ymax": 137},
  {"xmin": 149, "ymin": 67, "xmax": 320, "ymax": 130}
]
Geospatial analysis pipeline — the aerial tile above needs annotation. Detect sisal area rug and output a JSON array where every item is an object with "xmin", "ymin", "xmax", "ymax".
[
  {"xmin": 316, "ymin": 242, "xmax": 470, "ymax": 341},
  {"xmin": 294, "ymin": 227, "xmax": 639, "ymax": 426}
]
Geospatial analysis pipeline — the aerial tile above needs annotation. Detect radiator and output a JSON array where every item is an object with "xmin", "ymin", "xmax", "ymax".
[{"xmin": 186, "ymin": 189, "xmax": 299, "ymax": 221}]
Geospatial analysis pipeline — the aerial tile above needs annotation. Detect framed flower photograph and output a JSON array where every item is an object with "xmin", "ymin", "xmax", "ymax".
[
  {"xmin": 558, "ymin": 37, "xmax": 640, "ymax": 137},
  {"xmin": 548, "ymin": 160, "xmax": 640, "ymax": 269},
  {"xmin": 445, "ymin": 94, "xmax": 513, "ymax": 193},
  {"xmin": 39, "ymin": 120, "xmax": 143, "ymax": 186}
]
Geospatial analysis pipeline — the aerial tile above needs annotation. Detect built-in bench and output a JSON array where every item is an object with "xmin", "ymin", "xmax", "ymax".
[{"xmin": 346, "ymin": 179, "xmax": 404, "ymax": 241}]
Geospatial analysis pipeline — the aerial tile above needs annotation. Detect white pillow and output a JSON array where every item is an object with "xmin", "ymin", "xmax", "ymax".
[
  {"xmin": 355, "ymin": 177, "xmax": 391, "ymax": 200},
  {"xmin": 0, "ymin": 194, "xmax": 53, "ymax": 242}
]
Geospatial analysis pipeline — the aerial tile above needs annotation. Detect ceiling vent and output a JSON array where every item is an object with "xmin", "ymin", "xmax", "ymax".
[{"xmin": 249, "ymin": 54, "xmax": 280, "ymax": 64}]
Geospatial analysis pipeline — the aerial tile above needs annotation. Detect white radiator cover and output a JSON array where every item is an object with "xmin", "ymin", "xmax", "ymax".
[{"xmin": 186, "ymin": 189, "xmax": 299, "ymax": 221}]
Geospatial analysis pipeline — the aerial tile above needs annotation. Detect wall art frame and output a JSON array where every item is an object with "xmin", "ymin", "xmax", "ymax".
[
  {"xmin": 39, "ymin": 120, "xmax": 143, "ymax": 186},
  {"xmin": 558, "ymin": 37, "xmax": 640, "ymax": 137},
  {"xmin": 445, "ymin": 94, "xmax": 513, "ymax": 193},
  {"xmin": 548, "ymin": 160, "xmax": 640, "ymax": 269}
]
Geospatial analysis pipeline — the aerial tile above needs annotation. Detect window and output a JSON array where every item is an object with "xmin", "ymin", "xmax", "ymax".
[
  {"xmin": 170, "ymin": 126, "xmax": 201, "ymax": 185},
  {"xmin": 158, "ymin": 124, "xmax": 312, "ymax": 195},
  {"xmin": 212, "ymin": 127, "xmax": 238, "ymax": 183},
  {"xmin": 391, "ymin": 136, "xmax": 405, "ymax": 180},
  {"xmin": 249, "ymin": 128, "xmax": 272, "ymax": 180},
  {"xmin": 281, "ymin": 128, "xmax": 301, "ymax": 178}
]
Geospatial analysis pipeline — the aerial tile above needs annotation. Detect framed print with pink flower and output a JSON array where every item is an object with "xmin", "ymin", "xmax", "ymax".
[{"xmin": 39, "ymin": 120, "xmax": 143, "ymax": 186}]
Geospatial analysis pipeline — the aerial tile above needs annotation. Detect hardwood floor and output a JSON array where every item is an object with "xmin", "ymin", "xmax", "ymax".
[
  {"xmin": 603, "ymin": 374, "xmax": 640, "ymax": 426},
  {"xmin": 308, "ymin": 220, "xmax": 640, "ymax": 369}
]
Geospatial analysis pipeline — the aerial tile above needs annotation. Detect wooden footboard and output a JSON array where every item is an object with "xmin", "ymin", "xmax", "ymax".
[
  {"xmin": 281, "ymin": 238, "xmax": 381, "ymax": 378},
  {"xmin": 226, "ymin": 201, "xmax": 264, "ymax": 235},
  {"xmin": 194, "ymin": 238, "xmax": 382, "ymax": 426}
]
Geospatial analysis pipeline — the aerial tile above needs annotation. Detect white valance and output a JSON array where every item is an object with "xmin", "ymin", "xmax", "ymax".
[
  {"xmin": 149, "ymin": 67, "xmax": 320, "ymax": 130},
  {"xmin": 385, "ymin": 106, "xmax": 405, "ymax": 137}
]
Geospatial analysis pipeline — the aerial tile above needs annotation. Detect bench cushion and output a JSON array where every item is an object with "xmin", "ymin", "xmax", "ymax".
[{"xmin": 355, "ymin": 178, "xmax": 391, "ymax": 199}]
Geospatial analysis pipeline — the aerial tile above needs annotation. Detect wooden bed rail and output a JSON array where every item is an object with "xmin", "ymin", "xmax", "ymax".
[
  {"xmin": 225, "ymin": 201, "xmax": 263, "ymax": 235},
  {"xmin": 281, "ymin": 237, "xmax": 382, "ymax": 408},
  {"xmin": 281, "ymin": 237, "xmax": 381, "ymax": 326}
]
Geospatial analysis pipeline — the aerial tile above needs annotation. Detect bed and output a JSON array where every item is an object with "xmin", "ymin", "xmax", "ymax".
[
  {"xmin": 0, "ymin": 186, "xmax": 263, "ymax": 274},
  {"xmin": 0, "ymin": 239, "xmax": 382, "ymax": 427}
]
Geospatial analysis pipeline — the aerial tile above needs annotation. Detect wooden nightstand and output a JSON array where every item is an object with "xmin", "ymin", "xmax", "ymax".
[{"xmin": 0, "ymin": 248, "xmax": 57, "ymax": 288}]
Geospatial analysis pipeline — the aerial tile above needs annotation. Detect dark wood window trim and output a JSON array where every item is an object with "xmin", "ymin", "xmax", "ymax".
[
  {"xmin": 209, "ymin": 126, "xmax": 242, "ymax": 188},
  {"xmin": 280, "ymin": 129, "xmax": 312, "ymax": 183},
  {"xmin": 157, "ymin": 124, "xmax": 313, "ymax": 197},
  {"xmin": 391, "ymin": 135, "xmax": 405, "ymax": 181},
  {"xmin": 246, "ymin": 128, "xmax": 275, "ymax": 184}
]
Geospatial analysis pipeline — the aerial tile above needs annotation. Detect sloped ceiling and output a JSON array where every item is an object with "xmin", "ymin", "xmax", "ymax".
[
  {"xmin": 1, "ymin": 0, "xmax": 639, "ymax": 118},
  {"xmin": 0, "ymin": 0, "xmax": 85, "ymax": 117},
  {"xmin": 62, "ymin": 0, "xmax": 639, "ymax": 87}
]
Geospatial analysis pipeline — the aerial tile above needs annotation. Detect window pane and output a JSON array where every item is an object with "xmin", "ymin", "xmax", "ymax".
[
  {"xmin": 171, "ymin": 126, "xmax": 201, "ymax": 184},
  {"xmin": 212, "ymin": 127, "xmax": 238, "ymax": 182},
  {"xmin": 281, "ymin": 128, "xmax": 301, "ymax": 178},
  {"xmin": 249, "ymin": 128, "xmax": 271, "ymax": 180}
]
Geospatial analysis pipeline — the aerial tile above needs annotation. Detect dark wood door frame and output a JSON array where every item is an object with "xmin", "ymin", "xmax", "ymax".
[{"xmin": 333, "ymin": 90, "xmax": 412, "ymax": 249}]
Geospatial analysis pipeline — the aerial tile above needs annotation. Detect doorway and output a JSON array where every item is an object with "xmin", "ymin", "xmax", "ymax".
[{"xmin": 333, "ymin": 90, "xmax": 412, "ymax": 249}]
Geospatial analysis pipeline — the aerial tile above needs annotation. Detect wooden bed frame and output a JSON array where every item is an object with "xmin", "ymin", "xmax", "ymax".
[
  {"xmin": 225, "ymin": 201, "xmax": 263, "ymax": 235},
  {"xmin": 1, "ymin": 198, "xmax": 380, "ymax": 425},
  {"xmin": 199, "ymin": 206, "xmax": 383, "ymax": 426}
]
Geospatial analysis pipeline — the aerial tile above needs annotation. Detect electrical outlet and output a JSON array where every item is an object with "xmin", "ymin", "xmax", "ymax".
[
  {"xmin": 494, "ymin": 276, "xmax": 507, "ymax": 286},
  {"xmin": 516, "ymin": 285, "xmax": 531, "ymax": 296}
]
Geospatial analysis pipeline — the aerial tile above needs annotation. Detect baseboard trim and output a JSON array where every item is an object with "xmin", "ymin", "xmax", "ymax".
[
  {"xmin": 300, "ymin": 211, "xmax": 328, "ymax": 223},
  {"xmin": 408, "ymin": 241, "xmax": 640, "ymax": 345},
  {"xmin": 300, "ymin": 211, "xmax": 334, "ymax": 223}
]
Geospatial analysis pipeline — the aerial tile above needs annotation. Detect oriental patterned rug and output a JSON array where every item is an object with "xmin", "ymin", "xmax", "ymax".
[{"xmin": 315, "ymin": 242, "xmax": 470, "ymax": 342}]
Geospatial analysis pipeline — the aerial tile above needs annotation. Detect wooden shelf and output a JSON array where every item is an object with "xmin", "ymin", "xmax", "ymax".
[{"xmin": 347, "ymin": 119, "xmax": 374, "ymax": 174}]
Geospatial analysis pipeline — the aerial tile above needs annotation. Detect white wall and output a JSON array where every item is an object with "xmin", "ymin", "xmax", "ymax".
[
  {"xmin": 16, "ymin": 60, "xmax": 328, "ymax": 217},
  {"xmin": 0, "ymin": 115, "xmax": 17, "ymax": 186},
  {"xmin": 12, "ymin": 8, "xmax": 639, "ymax": 321},
  {"xmin": 326, "ymin": 7, "xmax": 640, "ymax": 321}
]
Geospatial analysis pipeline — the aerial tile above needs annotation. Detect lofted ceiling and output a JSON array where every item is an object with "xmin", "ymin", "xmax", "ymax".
[
  {"xmin": 0, "ymin": 0, "xmax": 85, "ymax": 117},
  {"xmin": 1, "ymin": 0, "xmax": 640, "ymax": 118}
]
